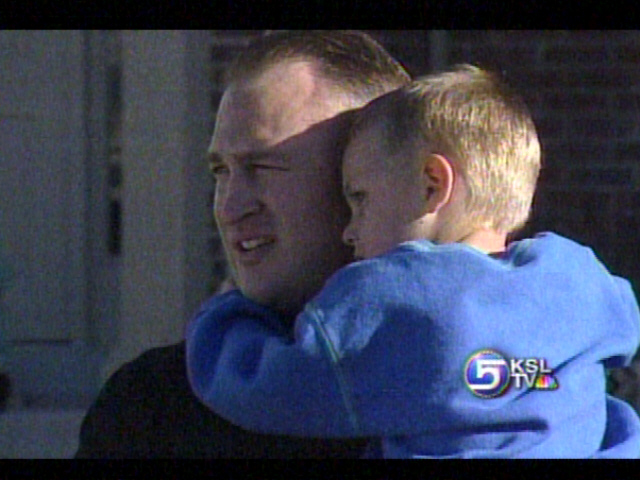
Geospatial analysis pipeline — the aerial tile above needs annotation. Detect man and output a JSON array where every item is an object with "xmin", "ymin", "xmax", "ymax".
[{"xmin": 75, "ymin": 31, "xmax": 410, "ymax": 458}]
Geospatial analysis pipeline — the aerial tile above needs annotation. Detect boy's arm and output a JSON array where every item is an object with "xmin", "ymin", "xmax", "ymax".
[
  {"xmin": 186, "ymin": 257, "xmax": 446, "ymax": 438},
  {"xmin": 186, "ymin": 288, "xmax": 363, "ymax": 437}
]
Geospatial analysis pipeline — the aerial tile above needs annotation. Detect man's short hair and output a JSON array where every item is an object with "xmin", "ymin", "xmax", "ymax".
[
  {"xmin": 224, "ymin": 30, "xmax": 411, "ymax": 107},
  {"xmin": 352, "ymin": 64, "xmax": 541, "ymax": 234}
]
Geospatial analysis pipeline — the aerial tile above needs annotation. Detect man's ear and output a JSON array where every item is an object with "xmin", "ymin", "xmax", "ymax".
[{"xmin": 422, "ymin": 153, "xmax": 455, "ymax": 214}]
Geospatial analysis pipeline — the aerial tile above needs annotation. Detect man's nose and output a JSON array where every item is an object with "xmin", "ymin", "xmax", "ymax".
[
  {"xmin": 214, "ymin": 172, "xmax": 261, "ymax": 225},
  {"xmin": 342, "ymin": 221, "xmax": 357, "ymax": 247}
]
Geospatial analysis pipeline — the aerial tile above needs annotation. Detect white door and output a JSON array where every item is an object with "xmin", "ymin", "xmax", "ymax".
[
  {"xmin": 0, "ymin": 31, "xmax": 107, "ymax": 408},
  {"xmin": 0, "ymin": 31, "xmax": 86, "ymax": 341}
]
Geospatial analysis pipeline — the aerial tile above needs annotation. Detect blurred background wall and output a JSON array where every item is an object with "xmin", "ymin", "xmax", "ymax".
[{"xmin": 0, "ymin": 30, "xmax": 638, "ymax": 457}]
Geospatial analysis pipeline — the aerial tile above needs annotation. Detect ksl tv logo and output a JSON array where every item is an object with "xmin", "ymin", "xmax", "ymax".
[{"xmin": 464, "ymin": 349, "xmax": 559, "ymax": 398}]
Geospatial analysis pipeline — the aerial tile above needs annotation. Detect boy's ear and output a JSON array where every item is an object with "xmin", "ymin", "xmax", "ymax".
[{"xmin": 422, "ymin": 153, "xmax": 455, "ymax": 214}]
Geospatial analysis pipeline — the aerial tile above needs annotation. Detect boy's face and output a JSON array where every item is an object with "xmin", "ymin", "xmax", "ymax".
[{"xmin": 341, "ymin": 123, "xmax": 430, "ymax": 260}]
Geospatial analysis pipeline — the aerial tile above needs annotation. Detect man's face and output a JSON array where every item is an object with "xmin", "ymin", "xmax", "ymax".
[
  {"xmin": 209, "ymin": 61, "xmax": 353, "ymax": 315},
  {"xmin": 342, "ymin": 123, "xmax": 428, "ymax": 259}
]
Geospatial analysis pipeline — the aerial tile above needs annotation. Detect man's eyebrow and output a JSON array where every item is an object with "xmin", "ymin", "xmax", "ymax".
[
  {"xmin": 243, "ymin": 150, "xmax": 289, "ymax": 164},
  {"xmin": 207, "ymin": 150, "xmax": 289, "ymax": 165}
]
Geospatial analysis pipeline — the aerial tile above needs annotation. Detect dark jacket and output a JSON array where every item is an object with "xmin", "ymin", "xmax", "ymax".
[{"xmin": 75, "ymin": 341, "xmax": 369, "ymax": 458}]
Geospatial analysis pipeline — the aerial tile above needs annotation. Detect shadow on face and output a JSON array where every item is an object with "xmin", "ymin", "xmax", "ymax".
[{"xmin": 212, "ymin": 104, "xmax": 359, "ymax": 318}]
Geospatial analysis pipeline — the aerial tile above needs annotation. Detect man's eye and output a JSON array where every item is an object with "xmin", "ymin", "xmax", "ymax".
[
  {"xmin": 348, "ymin": 191, "xmax": 366, "ymax": 204},
  {"xmin": 249, "ymin": 163, "xmax": 288, "ymax": 172},
  {"xmin": 210, "ymin": 164, "xmax": 229, "ymax": 176}
]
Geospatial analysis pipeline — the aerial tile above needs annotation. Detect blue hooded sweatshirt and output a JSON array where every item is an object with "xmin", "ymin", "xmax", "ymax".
[{"xmin": 186, "ymin": 233, "xmax": 640, "ymax": 458}]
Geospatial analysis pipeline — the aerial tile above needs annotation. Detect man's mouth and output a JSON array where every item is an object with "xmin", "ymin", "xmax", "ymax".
[{"xmin": 238, "ymin": 236, "xmax": 274, "ymax": 252}]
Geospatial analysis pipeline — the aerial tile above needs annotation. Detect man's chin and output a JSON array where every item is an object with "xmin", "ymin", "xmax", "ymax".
[
  {"xmin": 240, "ymin": 282, "xmax": 301, "ymax": 318},
  {"xmin": 238, "ymin": 282, "xmax": 276, "ymax": 307}
]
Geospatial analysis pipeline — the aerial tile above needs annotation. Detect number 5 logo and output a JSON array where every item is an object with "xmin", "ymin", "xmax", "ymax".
[
  {"xmin": 464, "ymin": 350, "xmax": 510, "ymax": 398},
  {"xmin": 473, "ymin": 359, "xmax": 506, "ymax": 390}
]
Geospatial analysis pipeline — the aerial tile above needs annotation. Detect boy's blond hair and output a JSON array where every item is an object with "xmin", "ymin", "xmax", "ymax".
[{"xmin": 352, "ymin": 64, "xmax": 541, "ymax": 234}]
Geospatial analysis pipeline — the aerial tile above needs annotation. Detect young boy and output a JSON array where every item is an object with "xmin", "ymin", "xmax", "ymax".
[{"xmin": 186, "ymin": 65, "xmax": 640, "ymax": 458}]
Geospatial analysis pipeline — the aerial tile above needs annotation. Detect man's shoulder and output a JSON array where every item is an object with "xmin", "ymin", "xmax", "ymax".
[
  {"xmin": 78, "ymin": 341, "xmax": 372, "ymax": 458},
  {"xmin": 75, "ymin": 341, "xmax": 207, "ymax": 458},
  {"xmin": 100, "ymin": 341, "xmax": 189, "ymax": 400},
  {"xmin": 116, "ymin": 341, "xmax": 186, "ymax": 379}
]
